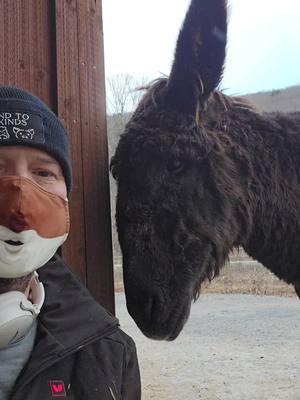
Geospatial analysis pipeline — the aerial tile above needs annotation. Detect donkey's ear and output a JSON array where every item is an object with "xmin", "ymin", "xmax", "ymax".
[{"xmin": 164, "ymin": 0, "xmax": 227, "ymax": 116}]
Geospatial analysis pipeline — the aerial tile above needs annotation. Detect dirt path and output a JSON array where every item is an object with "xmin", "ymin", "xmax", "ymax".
[{"xmin": 115, "ymin": 293, "xmax": 300, "ymax": 400}]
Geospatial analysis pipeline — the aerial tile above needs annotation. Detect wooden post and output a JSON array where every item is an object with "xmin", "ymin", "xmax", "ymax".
[{"xmin": 0, "ymin": 0, "xmax": 115, "ymax": 314}]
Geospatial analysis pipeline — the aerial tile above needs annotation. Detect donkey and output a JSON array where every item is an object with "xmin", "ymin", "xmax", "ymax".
[{"xmin": 111, "ymin": 0, "xmax": 300, "ymax": 340}]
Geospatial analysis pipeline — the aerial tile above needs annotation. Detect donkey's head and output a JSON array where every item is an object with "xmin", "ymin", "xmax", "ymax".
[{"xmin": 111, "ymin": 0, "xmax": 253, "ymax": 339}]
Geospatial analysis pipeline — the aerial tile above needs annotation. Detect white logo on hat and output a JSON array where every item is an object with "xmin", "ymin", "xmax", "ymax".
[
  {"xmin": 0, "ymin": 126, "xmax": 9, "ymax": 140},
  {"xmin": 0, "ymin": 113, "xmax": 29, "ymax": 127},
  {"xmin": 13, "ymin": 127, "xmax": 35, "ymax": 140}
]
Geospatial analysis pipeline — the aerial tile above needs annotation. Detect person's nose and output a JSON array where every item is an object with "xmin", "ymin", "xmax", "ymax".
[
  {"xmin": 8, "ymin": 212, "xmax": 29, "ymax": 233},
  {"xmin": 8, "ymin": 164, "xmax": 31, "ymax": 180}
]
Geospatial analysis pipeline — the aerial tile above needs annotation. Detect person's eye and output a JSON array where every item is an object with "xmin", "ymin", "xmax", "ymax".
[{"xmin": 34, "ymin": 170, "xmax": 58, "ymax": 179}]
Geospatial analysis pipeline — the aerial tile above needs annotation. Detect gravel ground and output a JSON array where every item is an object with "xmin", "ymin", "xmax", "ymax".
[{"xmin": 116, "ymin": 293, "xmax": 300, "ymax": 400}]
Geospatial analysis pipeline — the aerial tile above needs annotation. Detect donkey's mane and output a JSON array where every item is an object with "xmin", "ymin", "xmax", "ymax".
[{"xmin": 136, "ymin": 77, "xmax": 256, "ymax": 116}]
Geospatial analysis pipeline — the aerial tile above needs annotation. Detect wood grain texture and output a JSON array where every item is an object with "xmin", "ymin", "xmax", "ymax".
[
  {"xmin": 0, "ymin": 0, "xmax": 55, "ymax": 106},
  {"xmin": 55, "ymin": 0, "xmax": 87, "ymax": 285},
  {"xmin": 56, "ymin": 0, "xmax": 115, "ymax": 313}
]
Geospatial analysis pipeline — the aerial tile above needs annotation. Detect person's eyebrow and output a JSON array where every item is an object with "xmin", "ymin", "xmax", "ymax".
[
  {"xmin": 34, "ymin": 155, "xmax": 60, "ymax": 166},
  {"xmin": 33, "ymin": 156, "xmax": 64, "ymax": 175}
]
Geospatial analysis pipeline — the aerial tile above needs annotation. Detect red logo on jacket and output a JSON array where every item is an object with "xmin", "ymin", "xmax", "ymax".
[{"xmin": 49, "ymin": 380, "xmax": 67, "ymax": 397}]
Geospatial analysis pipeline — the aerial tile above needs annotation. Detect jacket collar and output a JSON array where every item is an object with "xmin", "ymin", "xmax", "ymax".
[
  {"xmin": 37, "ymin": 254, "xmax": 119, "ymax": 351},
  {"xmin": 13, "ymin": 255, "xmax": 119, "ymax": 392}
]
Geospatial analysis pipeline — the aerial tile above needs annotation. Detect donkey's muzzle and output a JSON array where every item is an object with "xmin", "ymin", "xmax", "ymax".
[{"xmin": 125, "ymin": 285, "xmax": 191, "ymax": 340}]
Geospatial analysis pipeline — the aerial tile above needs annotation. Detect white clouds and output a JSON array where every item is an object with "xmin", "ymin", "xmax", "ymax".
[
  {"xmin": 103, "ymin": 0, "xmax": 189, "ymax": 77},
  {"xmin": 103, "ymin": 0, "xmax": 300, "ymax": 94},
  {"xmin": 223, "ymin": 0, "xmax": 300, "ymax": 94}
]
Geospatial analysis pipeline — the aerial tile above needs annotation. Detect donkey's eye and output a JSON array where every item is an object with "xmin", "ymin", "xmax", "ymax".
[{"xmin": 166, "ymin": 159, "xmax": 184, "ymax": 173}]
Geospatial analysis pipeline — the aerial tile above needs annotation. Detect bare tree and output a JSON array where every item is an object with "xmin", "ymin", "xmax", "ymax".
[
  {"xmin": 106, "ymin": 73, "xmax": 149, "ymax": 153},
  {"xmin": 106, "ymin": 73, "xmax": 148, "ymax": 116},
  {"xmin": 106, "ymin": 74, "xmax": 148, "ymax": 258}
]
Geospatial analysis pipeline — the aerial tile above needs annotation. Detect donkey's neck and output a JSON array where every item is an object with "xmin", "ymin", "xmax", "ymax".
[{"xmin": 240, "ymin": 110, "xmax": 300, "ymax": 286}]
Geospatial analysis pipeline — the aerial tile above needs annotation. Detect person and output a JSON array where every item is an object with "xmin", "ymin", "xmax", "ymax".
[{"xmin": 0, "ymin": 87, "xmax": 141, "ymax": 400}]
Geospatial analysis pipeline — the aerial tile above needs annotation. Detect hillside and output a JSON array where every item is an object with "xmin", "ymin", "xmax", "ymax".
[{"xmin": 244, "ymin": 85, "xmax": 300, "ymax": 112}]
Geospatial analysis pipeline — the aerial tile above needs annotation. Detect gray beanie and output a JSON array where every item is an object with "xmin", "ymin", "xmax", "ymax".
[{"xmin": 0, "ymin": 86, "xmax": 72, "ymax": 193}]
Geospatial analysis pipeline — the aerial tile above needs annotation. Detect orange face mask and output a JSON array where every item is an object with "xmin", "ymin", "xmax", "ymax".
[{"xmin": 0, "ymin": 176, "xmax": 69, "ymax": 278}]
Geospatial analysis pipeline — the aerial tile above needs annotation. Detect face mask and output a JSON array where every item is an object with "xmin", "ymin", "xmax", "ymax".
[
  {"xmin": 0, "ymin": 272, "xmax": 45, "ymax": 348},
  {"xmin": 0, "ymin": 176, "xmax": 69, "ymax": 278}
]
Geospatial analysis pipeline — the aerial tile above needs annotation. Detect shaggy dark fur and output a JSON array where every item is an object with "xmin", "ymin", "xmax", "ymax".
[{"xmin": 111, "ymin": 0, "xmax": 300, "ymax": 340}]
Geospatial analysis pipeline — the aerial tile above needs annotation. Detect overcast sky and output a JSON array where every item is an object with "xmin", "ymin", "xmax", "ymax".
[{"xmin": 102, "ymin": 0, "xmax": 300, "ymax": 95}]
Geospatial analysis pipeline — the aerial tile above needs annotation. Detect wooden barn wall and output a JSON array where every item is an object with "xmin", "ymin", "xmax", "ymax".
[{"xmin": 0, "ymin": 0, "xmax": 115, "ymax": 314}]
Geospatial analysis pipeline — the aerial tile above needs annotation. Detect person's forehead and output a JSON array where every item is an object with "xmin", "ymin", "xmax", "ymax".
[{"xmin": 0, "ymin": 145, "xmax": 58, "ymax": 164}]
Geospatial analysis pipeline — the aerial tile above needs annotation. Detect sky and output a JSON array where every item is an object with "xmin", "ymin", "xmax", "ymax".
[{"xmin": 102, "ymin": 0, "xmax": 300, "ymax": 96}]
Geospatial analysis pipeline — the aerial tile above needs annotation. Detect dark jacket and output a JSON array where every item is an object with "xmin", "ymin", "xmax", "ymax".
[{"xmin": 9, "ymin": 256, "xmax": 141, "ymax": 400}]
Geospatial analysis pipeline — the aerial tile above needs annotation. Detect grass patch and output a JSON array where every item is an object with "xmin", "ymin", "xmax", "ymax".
[
  {"xmin": 114, "ymin": 258, "xmax": 296, "ymax": 297},
  {"xmin": 202, "ymin": 261, "xmax": 296, "ymax": 297}
]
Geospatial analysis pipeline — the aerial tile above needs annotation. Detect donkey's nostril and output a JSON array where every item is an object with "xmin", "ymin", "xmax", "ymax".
[
  {"xmin": 142, "ymin": 292, "xmax": 167, "ymax": 324},
  {"xmin": 144, "ymin": 296, "xmax": 154, "ymax": 321}
]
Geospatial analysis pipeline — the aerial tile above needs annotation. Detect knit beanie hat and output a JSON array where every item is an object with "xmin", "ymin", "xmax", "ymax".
[{"xmin": 0, "ymin": 87, "xmax": 72, "ymax": 193}]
